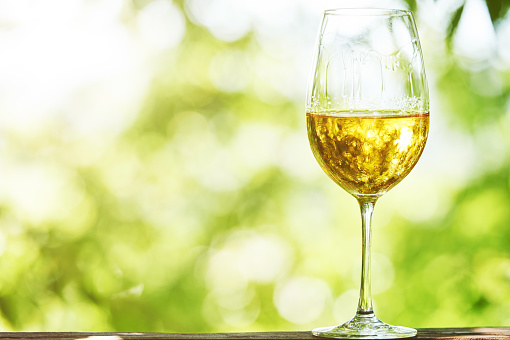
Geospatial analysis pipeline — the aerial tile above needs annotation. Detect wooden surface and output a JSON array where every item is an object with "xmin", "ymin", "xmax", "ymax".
[{"xmin": 0, "ymin": 328, "xmax": 507, "ymax": 340}]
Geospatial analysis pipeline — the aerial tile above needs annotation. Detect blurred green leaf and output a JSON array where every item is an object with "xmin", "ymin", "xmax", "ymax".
[
  {"xmin": 446, "ymin": 2, "xmax": 465, "ymax": 48},
  {"xmin": 486, "ymin": 0, "xmax": 510, "ymax": 24},
  {"xmin": 404, "ymin": 0, "xmax": 417, "ymax": 12}
]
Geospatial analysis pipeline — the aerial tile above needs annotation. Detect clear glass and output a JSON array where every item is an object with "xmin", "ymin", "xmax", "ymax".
[{"xmin": 306, "ymin": 8, "xmax": 429, "ymax": 339}]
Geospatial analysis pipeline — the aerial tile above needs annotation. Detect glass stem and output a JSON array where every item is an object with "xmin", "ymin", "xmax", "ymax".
[{"xmin": 356, "ymin": 197, "xmax": 377, "ymax": 317}]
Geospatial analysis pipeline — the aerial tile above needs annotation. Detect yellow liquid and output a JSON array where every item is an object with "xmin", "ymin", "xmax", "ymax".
[{"xmin": 306, "ymin": 111, "xmax": 429, "ymax": 197}]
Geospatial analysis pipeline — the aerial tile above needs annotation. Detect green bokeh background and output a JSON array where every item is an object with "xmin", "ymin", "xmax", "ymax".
[{"xmin": 0, "ymin": 0, "xmax": 509, "ymax": 332}]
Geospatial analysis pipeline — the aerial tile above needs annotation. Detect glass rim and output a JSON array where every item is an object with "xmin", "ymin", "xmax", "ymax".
[{"xmin": 324, "ymin": 8, "xmax": 412, "ymax": 17}]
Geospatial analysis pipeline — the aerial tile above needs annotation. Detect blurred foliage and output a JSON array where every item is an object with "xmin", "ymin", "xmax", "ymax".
[
  {"xmin": 0, "ymin": 0, "xmax": 509, "ymax": 334},
  {"xmin": 447, "ymin": 0, "xmax": 510, "ymax": 45},
  {"xmin": 486, "ymin": 0, "xmax": 510, "ymax": 24}
]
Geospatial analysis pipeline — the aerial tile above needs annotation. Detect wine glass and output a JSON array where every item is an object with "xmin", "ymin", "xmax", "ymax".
[{"xmin": 306, "ymin": 8, "xmax": 429, "ymax": 339}]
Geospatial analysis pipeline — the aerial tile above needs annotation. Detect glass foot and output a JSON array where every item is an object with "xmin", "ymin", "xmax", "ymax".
[{"xmin": 312, "ymin": 314, "xmax": 417, "ymax": 339}]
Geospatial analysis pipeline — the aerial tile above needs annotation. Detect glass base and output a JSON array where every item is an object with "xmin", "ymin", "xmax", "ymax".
[{"xmin": 312, "ymin": 314, "xmax": 417, "ymax": 339}]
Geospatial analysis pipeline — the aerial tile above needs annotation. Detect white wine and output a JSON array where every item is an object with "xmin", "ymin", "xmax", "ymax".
[{"xmin": 307, "ymin": 111, "xmax": 429, "ymax": 197}]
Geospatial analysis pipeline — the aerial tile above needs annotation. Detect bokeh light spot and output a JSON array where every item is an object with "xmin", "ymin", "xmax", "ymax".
[
  {"xmin": 137, "ymin": 0, "xmax": 186, "ymax": 50},
  {"xmin": 274, "ymin": 276, "xmax": 331, "ymax": 324}
]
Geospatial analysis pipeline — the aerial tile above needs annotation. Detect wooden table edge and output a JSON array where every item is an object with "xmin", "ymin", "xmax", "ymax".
[{"xmin": 0, "ymin": 328, "xmax": 507, "ymax": 340}]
